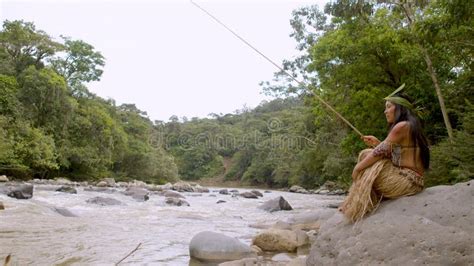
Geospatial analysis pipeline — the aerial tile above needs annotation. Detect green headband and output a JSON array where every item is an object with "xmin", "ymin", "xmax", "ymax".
[{"xmin": 384, "ymin": 84, "xmax": 425, "ymax": 119}]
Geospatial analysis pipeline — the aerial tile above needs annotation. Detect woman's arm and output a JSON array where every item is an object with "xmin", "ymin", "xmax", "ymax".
[{"xmin": 352, "ymin": 122, "xmax": 409, "ymax": 179}]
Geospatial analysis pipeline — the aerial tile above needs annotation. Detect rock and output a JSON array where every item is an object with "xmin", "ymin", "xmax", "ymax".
[
  {"xmin": 130, "ymin": 180, "xmax": 147, "ymax": 188},
  {"xmin": 53, "ymin": 207, "xmax": 77, "ymax": 217},
  {"xmin": 54, "ymin": 178, "xmax": 72, "ymax": 185},
  {"xmin": 218, "ymin": 258, "xmax": 258, "ymax": 266},
  {"xmin": 86, "ymin": 196, "xmax": 122, "ymax": 206},
  {"xmin": 189, "ymin": 231, "xmax": 256, "ymax": 263},
  {"xmin": 239, "ymin": 191, "xmax": 258, "ymax": 199},
  {"xmin": 56, "ymin": 186, "xmax": 77, "ymax": 194},
  {"xmin": 289, "ymin": 185, "xmax": 303, "ymax": 192},
  {"xmin": 219, "ymin": 189, "xmax": 229, "ymax": 195},
  {"xmin": 264, "ymin": 190, "xmax": 271, "ymax": 193},
  {"xmin": 217, "ymin": 200, "xmax": 226, "ymax": 204},
  {"xmin": 163, "ymin": 190, "xmax": 185, "ymax": 199},
  {"xmin": 123, "ymin": 187, "xmax": 149, "ymax": 201},
  {"xmin": 172, "ymin": 181, "xmax": 193, "ymax": 192},
  {"xmin": 326, "ymin": 201, "xmax": 343, "ymax": 209},
  {"xmin": 7, "ymin": 184, "xmax": 33, "ymax": 199},
  {"xmin": 327, "ymin": 189, "xmax": 346, "ymax": 195},
  {"xmin": 165, "ymin": 197, "xmax": 189, "ymax": 206},
  {"xmin": 272, "ymin": 253, "xmax": 293, "ymax": 262},
  {"xmin": 0, "ymin": 201, "xmax": 4, "ymax": 210},
  {"xmin": 252, "ymin": 229, "xmax": 307, "ymax": 252},
  {"xmin": 258, "ymin": 196, "xmax": 293, "ymax": 212},
  {"xmin": 83, "ymin": 186, "xmax": 116, "ymax": 194},
  {"xmin": 289, "ymin": 185, "xmax": 308, "ymax": 194},
  {"xmin": 194, "ymin": 185, "xmax": 210, "ymax": 193},
  {"xmin": 161, "ymin": 182, "xmax": 173, "ymax": 190},
  {"xmin": 0, "ymin": 175, "xmax": 9, "ymax": 182},
  {"xmin": 307, "ymin": 181, "xmax": 474, "ymax": 265},
  {"xmin": 250, "ymin": 245, "xmax": 262, "ymax": 254},
  {"xmin": 320, "ymin": 180, "xmax": 337, "ymax": 190},
  {"xmin": 287, "ymin": 257, "xmax": 307, "ymax": 266},
  {"xmin": 96, "ymin": 181, "xmax": 108, "ymax": 187},
  {"xmin": 250, "ymin": 190, "xmax": 263, "ymax": 197},
  {"xmin": 229, "ymin": 189, "xmax": 239, "ymax": 193},
  {"xmin": 103, "ymin": 178, "xmax": 116, "ymax": 187}
]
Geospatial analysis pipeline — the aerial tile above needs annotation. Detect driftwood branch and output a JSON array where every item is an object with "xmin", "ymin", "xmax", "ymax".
[{"xmin": 115, "ymin": 243, "xmax": 142, "ymax": 265}]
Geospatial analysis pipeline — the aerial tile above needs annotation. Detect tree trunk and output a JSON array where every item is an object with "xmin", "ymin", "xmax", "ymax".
[
  {"xmin": 401, "ymin": 3, "xmax": 454, "ymax": 141},
  {"xmin": 422, "ymin": 48, "xmax": 454, "ymax": 140}
]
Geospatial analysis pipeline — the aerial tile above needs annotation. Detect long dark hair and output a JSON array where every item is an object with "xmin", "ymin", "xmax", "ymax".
[{"xmin": 388, "ymin": 94, "xmax": 430, "ymax": 170}]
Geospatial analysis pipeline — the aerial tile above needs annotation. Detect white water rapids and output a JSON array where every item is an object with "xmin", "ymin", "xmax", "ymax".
[{"xmin": 0, "ymin": 185, "xmax": 342, "ymax": 265}]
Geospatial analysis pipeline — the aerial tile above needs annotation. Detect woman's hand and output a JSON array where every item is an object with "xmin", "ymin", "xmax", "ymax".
[{"xmin": 362, "ymin": 135, "xmax": 380, "ymax": 147}]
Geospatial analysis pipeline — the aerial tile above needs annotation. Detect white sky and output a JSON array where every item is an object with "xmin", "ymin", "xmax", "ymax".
[{"xmin": 1, "ymin": 0, "xmax": 327, "ymax": 122}]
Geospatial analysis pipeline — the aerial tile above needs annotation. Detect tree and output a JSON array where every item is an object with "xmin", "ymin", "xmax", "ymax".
[
  {"xmin": 49, "ymin": 36, "xmax": 105, "ymax": 94},
  {"xmin": 0, "ymin": 20, "xmax": 62, "ymax": 74}
]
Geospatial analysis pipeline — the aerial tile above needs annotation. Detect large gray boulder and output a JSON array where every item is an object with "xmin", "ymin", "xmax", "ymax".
[
  {"xmin": 189, "ymin": 231, "xmax": 256, "ymax": 263},
  {"xmin": 258, "ymin": 196, "xmax": 293, "ymax": 212},
  {"xmin": 123, "ymin": 187, "xmax": 149, "ymax": 202},
  {"xmin": 172, "ymin": 181, "xmax": 193, "ymax": 192},
  {"xmin": 7, "ymin": 184, "xmax": 33, "ymax": 199},
  {"xmin": 165, "ymin": 197, "xmax": 189, "ymax": 206},
  {"xmin": 307, "ymin": 181, "xmax": 474, "ymax": 265},
  {"xmin": 86, "ymin": 196, "xmax": 123, "ymax": 206}
]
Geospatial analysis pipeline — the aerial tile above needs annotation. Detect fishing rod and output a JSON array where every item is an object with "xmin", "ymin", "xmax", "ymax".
[{"xmin": 190, "ymin": 0, "xmax": 364, "ymax": 137}]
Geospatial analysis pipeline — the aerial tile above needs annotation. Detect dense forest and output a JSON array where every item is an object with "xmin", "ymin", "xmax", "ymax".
[{"xmin": 0, "ymin": 0, "xmax": 472, "ymax": 188}]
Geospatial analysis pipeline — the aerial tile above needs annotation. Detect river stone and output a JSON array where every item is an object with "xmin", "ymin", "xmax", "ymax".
[
  {"xmin": 172, "ymin": 181, "xmax": 193, "ymax": 192},
  {"xmin": 53, "ymin": 207, "xmax": 77, "ymax": 217},
  {"xmin": 252, "ymin": 229, "xmax": 307, "ymax": 252},
  {"xmin": 165, "ymin": 197, "xmax": 189, "ymax": 206},
  {"xmin": 0, "ymin": 201, "xmax": 4, "ymax": 210},
  {"xmin": 0, "ymin": 175, "xmax": 9, "ymax": 182},
  {"xmin": 219, "ymin": 189, "xmax": 229, "ymax": 195},
  {"xmin": 163, "ymin": 190, "xmax": 185, "ymax": 199},
  {"xmin": 189, "ymin": 231, "xmax": 256, "ymax": 262},
  {"xmin": 218, "ymin": 258, "xmax": 258, "ymax": 266},
  {"xmin": 123, "ymin": 187, "xmax": 149, "ymax": 201},
  {"xmin": 83, "ymin": 186, "xmax": 116, "ymax": 194},
  {"xmin": 96, "ymin": 181, "xmax": 108, "ymax": 187},
  {"xmin": 194, "ymin": 185, "xmax": 210, "ymax": 193},
  {"xmin": 250, "ymin": 190, "xmax": 263, "ymax": 197},
  {"xmin": 217, "ymin": 200, "xmax": 226, "ymax": 204},
  {"xmin": 307, "ymin": 181, "xmax": 474, "ymax": 265},
  {"xmin": 56, "ymin": 186, "xmax": 77, "ymax": 194},
  {"xmin": 7, "ymin": 184, "xmax": 33, "ymax": 199},
  {"xmin": 258, "ymin": 196, "xmax": 292, "ymax": 212},
  {"xmin": 239, "ymin": 191, "xmax": 258, "ymax": 199},
  {"xmin": 86, "ymin": 196, "xmax": 122, "ymax": 206}
]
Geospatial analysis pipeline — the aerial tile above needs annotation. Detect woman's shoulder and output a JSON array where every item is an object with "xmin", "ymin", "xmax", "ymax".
[
  {"xmin": 392, "ymin": 121, "xmax": 410, "ymax": 133},
  {"xmin": 387, "ymin": 121, "xmax": 410, "ymax": 142}
]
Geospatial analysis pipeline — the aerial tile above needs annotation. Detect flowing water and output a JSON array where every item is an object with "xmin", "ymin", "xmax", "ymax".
[{"xmin": 0, "ymin": 185, "xmax": 342, "ymax": 265}]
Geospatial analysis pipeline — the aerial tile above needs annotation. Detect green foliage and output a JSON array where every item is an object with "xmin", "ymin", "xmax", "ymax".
[
  {"xmin": 427, "ymin": 103, "xmax": 474, "ymax": 186},
  {"xmin": 49, "ymin": 36, "xmax": 105, "ymax": 92}
]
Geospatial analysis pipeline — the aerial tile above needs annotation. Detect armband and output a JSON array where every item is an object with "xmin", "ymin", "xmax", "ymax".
[{"xmin": 372, "ymin": 141, "xmax": 391, "ymax": 158}]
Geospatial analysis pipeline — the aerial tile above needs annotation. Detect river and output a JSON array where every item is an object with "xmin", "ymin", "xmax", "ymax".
[{"xmin": 0, "ymin": 185, "xmax": 342, "ymax": 265}]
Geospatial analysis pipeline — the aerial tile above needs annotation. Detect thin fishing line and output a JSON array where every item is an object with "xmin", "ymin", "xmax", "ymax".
[{"xmin": 190, "ymin": 0, "xmax": 363, "ymax": 137}]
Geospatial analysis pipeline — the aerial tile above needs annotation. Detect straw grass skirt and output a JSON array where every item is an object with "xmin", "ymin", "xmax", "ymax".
[{"xmin": 340, "ymin": 149, "xmax": 424, "ymax": 223}]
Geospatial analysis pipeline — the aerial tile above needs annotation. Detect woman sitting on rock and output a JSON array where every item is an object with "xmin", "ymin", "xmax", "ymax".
[{"xmin": 339, "ymin": 84, "xmax": 430, "ymax": 222}]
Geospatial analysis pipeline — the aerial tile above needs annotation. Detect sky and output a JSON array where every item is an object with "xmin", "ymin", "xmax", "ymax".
[{"xmin": 1, "ymin": 0, "xmax": 327, "ymax": 122}]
